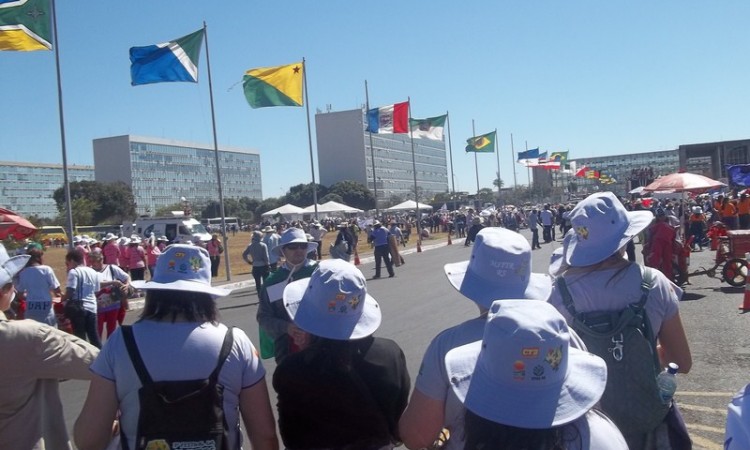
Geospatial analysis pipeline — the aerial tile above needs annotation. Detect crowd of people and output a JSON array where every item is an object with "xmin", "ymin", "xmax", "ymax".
[{"xmin": 4, "ymin": 190, "xmax": 750, "ymax": 449}]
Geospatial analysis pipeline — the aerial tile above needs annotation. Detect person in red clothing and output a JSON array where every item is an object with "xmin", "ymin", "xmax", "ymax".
[
  {"xmin": 645, "ymin": 208, "xmax": 676, "ymax": 281},
  {"xmin": 206, "ymin": 234, "xmax": 224, "ymax": 277}
]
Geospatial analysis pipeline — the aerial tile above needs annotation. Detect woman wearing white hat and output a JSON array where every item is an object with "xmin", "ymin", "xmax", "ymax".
[
  {"xmin": 75, "ymin": 244, "xmax": 278, "ymax": 450},
  {"xmin": 273, "ymin": 259, "xmax": 409, "ymax": 450},
  {"xmin": 548, "ymin": 191, "xmax": 692, "ymax": 449},
  {"xmin": 445, "ymin": 300, "xmax": 628, "ymax": 449},
  {"xmin": 0, "ymin": 244, "xmax": 99, "ymax": 449},
  {"xmin": 256, "ymin": 227, "xmax": 319, "ymax": 362}
]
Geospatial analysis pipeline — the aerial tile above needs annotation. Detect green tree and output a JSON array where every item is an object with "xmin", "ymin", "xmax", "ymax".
[
  {"xmin": 54, "ymin": 197, "xmax": 96, "ymax": 227},
  {"xmin": 283, "ymin": 183, "xmax": 328, "ymax": 207},
  {"xmin": 493, "ymin": 172, "xmax": 504, "ymax": 189},
  {"xmin": 327, "ymin": 180, "xmax": 375, "ymax": 210},
  {"xmin": 476, "ymin": 188, "xmax": 496, "ymax": 204},
  {"xmin": 255, "ymin": 197, "xmax": 283, "ymax": 219},
  {"xmin": 53, "ymin": 181, "xmax": 136, "ymax": 224},
  {"xmin": 320, "ymin": 193, "xmax": 344, "ymax": 203}
]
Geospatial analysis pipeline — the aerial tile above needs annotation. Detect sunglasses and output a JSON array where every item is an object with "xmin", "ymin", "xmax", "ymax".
[{"xmin": 284, "ymin": 243, "xmax": 309, "ymax": 250}]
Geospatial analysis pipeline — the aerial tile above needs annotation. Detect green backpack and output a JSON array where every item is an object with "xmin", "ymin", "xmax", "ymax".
[{"xmin": 557, "ymin": 266, "xmax": 670, "ymax": 437}]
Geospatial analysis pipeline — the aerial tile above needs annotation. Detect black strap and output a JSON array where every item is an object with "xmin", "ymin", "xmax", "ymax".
[{"xmin": 121, "ymin": 325, "xmax": 235, "ymax": 386}]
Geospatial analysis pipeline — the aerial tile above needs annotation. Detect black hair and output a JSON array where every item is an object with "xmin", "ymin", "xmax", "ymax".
[
  {"xmin": 139, "ymin": 289, "xmax": 219, "ymax": 323},
  {"xmin": 463, "ymin": 408, "xmax": 582, "ymax": 450},
  {"xmin": 65, "ymin": 249, "xmax": 84, "ymax": 265}
]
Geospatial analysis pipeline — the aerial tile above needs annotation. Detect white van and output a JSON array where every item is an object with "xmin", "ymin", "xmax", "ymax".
[{"xmin": 122, "ymin": 216, "xmax": 211, "ymax": 244}]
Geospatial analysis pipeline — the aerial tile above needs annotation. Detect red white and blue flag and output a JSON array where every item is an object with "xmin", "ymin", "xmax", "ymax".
[{"xmin": 366, "ymin": 101, "xmax": 409, "ymax": 134}]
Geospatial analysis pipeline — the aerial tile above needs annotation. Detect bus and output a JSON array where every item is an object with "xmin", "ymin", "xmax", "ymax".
[
  {"xmin": 200, "ymin": 217, "xmax": 240, "ymax": 233},
  {"xmin": 74, "ymin": 225, "xmax": 123, "ymax": 240},
  {"xmin": 36, "ymin": 226, "xmax": 68, "ymax": 246}
]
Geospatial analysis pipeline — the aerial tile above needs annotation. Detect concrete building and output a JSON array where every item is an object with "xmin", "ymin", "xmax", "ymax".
[
  {"xmin": 315, "ymin": 108, "xmax": 449, "ymax": 207},
  {"xmin": 0, "ymin": 161, "xmax": 94, "ymax": 219},
  {"xmin": 93, "ymin": 135, "xmax": 262, "ymax": 216}
]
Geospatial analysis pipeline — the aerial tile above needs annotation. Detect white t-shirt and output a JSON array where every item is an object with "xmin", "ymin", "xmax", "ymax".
[
  {"xmin": 91, "ymin": 321, "xmax": 265, "ymax": 450},
  {"xmin": 66, "ymin": 266, "xmax": 100, "ymax": 314},
  {"xmin": 725, "ymin": 383, "xmax": 750, "ymax": 450},
  {"xmin": 414, "ymin": 316, "xmax": 486, "ymax": 450},
  {"xmin": 16, "ymin": 265, "xmax": 60, "ymax": 326}
]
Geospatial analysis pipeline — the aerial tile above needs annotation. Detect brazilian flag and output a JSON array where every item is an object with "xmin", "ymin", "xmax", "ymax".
[
  {"xmin": 0, "ymin": 0, "xmax": 52, "ymax": 51},
  {"xmin": 465, "ymin": 130, "xmax": 496, "ymax": 153}
]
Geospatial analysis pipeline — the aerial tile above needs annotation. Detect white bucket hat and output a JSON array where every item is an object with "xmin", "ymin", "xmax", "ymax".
[
  {"xmin": 272, "ymin": 227, "xmax": 318, "ymax": 257},
  {"xmin": 131, "ymin": 244, "xmax": 232, "ymax": 297},
  {"xmin": 103, "ymin": 233, "xmax": 117, "ymax": 242},
  {"xmin": 283, "ymin": 259, "xmax": 381, "ymax": 340},
  {"xmin": 445, "ymin": 299, "xmax": 607, "ymax": 428},
  {"xmin": 565, "ymin": 192, "xmax": 653, "ymax": 267},
  {"xmin": 0, "ymin": 244, "xmax": 30, "ymax": 286},
  {"xmin": 443, "ymin": 228, "xmax": 551, "ymax": 309}
]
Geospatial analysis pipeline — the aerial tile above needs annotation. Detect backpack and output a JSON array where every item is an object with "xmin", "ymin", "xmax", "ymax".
[
  {"xmin": 121, "ymin": 326, "xmax": 234, "ymax": 450},
  {"xmin": 556, "ymin": 266, "xmax": 670, "ymax": 437}
]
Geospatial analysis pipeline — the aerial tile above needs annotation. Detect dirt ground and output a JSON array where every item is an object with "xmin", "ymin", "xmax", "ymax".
[{"xmin": 39, "ymin": 229, "xmax": 448, "ymax": 286}]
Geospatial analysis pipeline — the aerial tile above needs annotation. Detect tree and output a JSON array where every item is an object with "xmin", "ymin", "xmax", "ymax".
[
  {"xmin": 255, "ymin": 197, "xmax": 283, "ymax": 219},
  {"xmin": 493, "ymin": 171, "xmax": 504, "ymax": 189},
  {"xmin": 283, "ymin": 183, "xmax": 328, "ymax": 207},
  {"xmin": 320, "ymin": 193, "xmax": 344, "ymax": 203},
  {"xmin": 476, "ymin": 188, "xmax": 496, "ymax": 204},
  {"xmin": 53, "ymin": 181, "xmax": 136, "ymax": 224},
  {"xmin": 327, "ymin": 180, "xmax": 375, "ymax": 210},
  {"xmin": 54, "ymin": 197, "xmax": 96, "ymax": 227}
]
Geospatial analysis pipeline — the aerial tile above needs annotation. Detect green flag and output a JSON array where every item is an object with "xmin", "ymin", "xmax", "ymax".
[
  {"xmin": 465, "ymin": 131, "xmax": 496, "ymax": 153},
  {"xmin": 0, "ymin": 0, "xmax": 51, "ymax": 51}
]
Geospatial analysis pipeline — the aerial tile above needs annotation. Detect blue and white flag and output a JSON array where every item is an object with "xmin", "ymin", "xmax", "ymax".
[
  {"xmin": 727, "ymin": 164, "xmax": 750, "ymax": 187},
  {"xmin": 517, "ymin": 148, "xmax": 540, "ymax": 166},
  {"xmin": 130, "ymin": 29, "xmax": 204, "ymax": 86}
]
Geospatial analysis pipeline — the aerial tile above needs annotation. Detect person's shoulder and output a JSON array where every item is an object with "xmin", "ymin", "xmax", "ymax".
[{"xmin": 264, "ymin": 269, "xmax": 289, "ymax": 285}]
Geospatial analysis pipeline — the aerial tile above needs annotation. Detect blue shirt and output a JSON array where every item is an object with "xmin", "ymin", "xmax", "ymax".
[{"xmin": 370, "ymin": 227, "xmax": 390, "ymax": 246}]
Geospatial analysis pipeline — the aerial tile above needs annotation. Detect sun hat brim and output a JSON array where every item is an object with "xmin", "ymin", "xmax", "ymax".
[
  {"xmin": 272, "ymin": 241, "xmax": 318, "ymax": 257},
  {"xmin": 131, "ymin": 279, "xmax": 232, "ymax": 298},
  {"xmin": 444, "ymin": 261, "xmax": 551, "ymax": 309},
  {"xmin": 446, "ymin": 340, "xmax": 607, "ymax": 429},
  {"xmin": 283, "ymin": 276, "xmax": 382, "ymax": 340},
  {"xmin": 565, "ymin": 210, "xmax": 653, "ymax": 267}
]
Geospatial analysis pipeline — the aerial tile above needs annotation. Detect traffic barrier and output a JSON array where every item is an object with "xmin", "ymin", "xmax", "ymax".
[{"xmin": 741, "ymin": 252, "xmax": 750, "ymax": 312}]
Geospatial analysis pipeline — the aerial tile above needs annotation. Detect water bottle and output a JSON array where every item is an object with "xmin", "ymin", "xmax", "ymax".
[{"xmin": 656, "ymin": 362, "xmax": 679, "ymax": 404}]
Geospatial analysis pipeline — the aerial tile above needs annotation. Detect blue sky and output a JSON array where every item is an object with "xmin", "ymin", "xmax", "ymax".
[{"xmin": 3, "ymin": 1, "xmax": 750, "ymax": 200}]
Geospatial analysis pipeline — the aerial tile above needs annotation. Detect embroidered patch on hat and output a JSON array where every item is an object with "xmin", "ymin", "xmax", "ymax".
[
  {"xmin": 545, "ymin": 346, "xmax": 563, "ymax": 371},
  {"xmin": 575, "ymin": 226, "xmax": 589, "ymax": 239}
]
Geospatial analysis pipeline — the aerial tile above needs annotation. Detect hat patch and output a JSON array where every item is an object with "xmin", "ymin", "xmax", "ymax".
[
  {"xmin": 327, "ymin": 292, "xmax": 361, "ymax": 314},
  {"xmin": 575, "ymin": 226, "xmax": 589, "ymax": 240},
  {"xmin": 545, "ymin": 345, "xmax": 563, "ymax": 371},
  {"xmin": 513, "ymin": 360, "xmax": 526, "ymax": 380}
]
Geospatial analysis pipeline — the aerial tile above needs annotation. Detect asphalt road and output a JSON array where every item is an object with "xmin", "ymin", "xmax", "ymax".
[{"xmin": 60, "ymin": 229, "xmax": 745, "ymax": 450}]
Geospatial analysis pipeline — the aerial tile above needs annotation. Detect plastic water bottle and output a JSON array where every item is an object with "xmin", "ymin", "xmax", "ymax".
[{"xmin": 656, "ymin": 362, "xmax": 679, "ymax": 404}]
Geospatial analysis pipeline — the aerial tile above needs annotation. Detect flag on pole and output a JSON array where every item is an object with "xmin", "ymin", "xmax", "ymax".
[
  {"xmin": 517, "ymin": 148, "xmax": 540, "ymax": 165},
  {"xmin": 130, "ymin": 29, "xmax": 205, "ymax": 86},
  {"xmin": 465, "ymin": 131, "xmax": 496, "ymax": 153},
  {"xmin": 409, "ymin": 114, "xmax": 446, "ymax": 140},
  {"xmin": 575, "ymin": 165, "xmax": 588, "ymax": 177},
  {"xmin": 549, "ymin": 151, "xmax": 568, "ymax": 162},
  {"xmin": 727, "ymin": 164, "xmax": 750, "ymax": 187},
  {"xmin": 243, "ymin": 62, "xmax": 304, "ymax": 108},
  {"xmin": 0, "ymin": 0, "xmax": 51, "ymax": 51},
  {"xmin": 366, "ymin": 101, "xmax": 409, "ymax": 134},
  {"xmin": 585, "ymin": 169, "xmax": 600, "ymax": 179},
  {"xmin": 526, "ymin": 151, "xmax": 548, "ymax": 167}
]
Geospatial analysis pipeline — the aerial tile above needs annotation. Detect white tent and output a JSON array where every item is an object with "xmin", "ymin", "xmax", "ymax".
[
  {"xmin": 261, "ymin": 203, "xmax": 306, "ymax": 220},
  {"xmin": 302, "ymin": 201, "xmax": 363, "ymax": 215},
  {"xmin": 386, "ymin": 200, "xmax": 434, "ymax": 212}
]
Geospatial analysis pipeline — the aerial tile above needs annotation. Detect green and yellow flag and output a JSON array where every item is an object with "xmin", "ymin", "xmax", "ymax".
[
  {"xmin": 0, "ymin": 0, "xmax": 51, "ymax": 51},
  {"xmin": 242, "ymin": 62, "xmax": 303, "ymax": 108},
  {"xmin": 465, "ymin": 130, "xmax": 496, "ymax": 153}
]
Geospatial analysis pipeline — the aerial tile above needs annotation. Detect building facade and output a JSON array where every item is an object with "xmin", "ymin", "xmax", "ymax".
[
  {"xmin": 0, "ymin": 161, "xmax": 94, "ymax": 219},
  {"xmin": 93, "ymin": 135, "xmax": 262, "ymax": 216},
  {"xmin": 315, "ymin": 108, "xmax": 449, "ymax": 207}
]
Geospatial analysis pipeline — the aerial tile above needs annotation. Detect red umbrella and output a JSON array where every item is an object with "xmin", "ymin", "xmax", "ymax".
[
  {"xmin": 643, "ymin": 172, "xmax": 726, "ymax": 193},
  {"xmin": 0, "ymin": 208, "xmax": 37, "ymax": 240}
]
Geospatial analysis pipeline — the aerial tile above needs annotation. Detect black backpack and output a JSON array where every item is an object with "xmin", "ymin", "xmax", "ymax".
[
  {"xmin": 557, "ymin": 266, "xmax": 670, "ymax": 437},
  {"xmin": 121, "ymin": 326, "xmax": 234, "ymax": 450}
]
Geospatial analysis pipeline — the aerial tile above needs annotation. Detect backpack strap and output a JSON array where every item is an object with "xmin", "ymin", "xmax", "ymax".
[
  {"xmin": 557, "ymin": 275, "xmax": 578, "ymax": 317},
  {"xmin": 121, "ymin": 325, "xmax": 154, "ymax": 385},
  {"xmin": 209, "ymin": 327, "xmax": 234, "ymax": 382}
]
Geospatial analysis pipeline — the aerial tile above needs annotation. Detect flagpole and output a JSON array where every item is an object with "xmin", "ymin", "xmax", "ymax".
[
  {"xmin": 202, "ymin": 22, "xmax": 231, "ymax": 281},
  {"xmin": 446, "ymin": 111, "xmax": 456, "ymax": 201},
  {"xmin": 364, "ymin": 80, "xmax": 379, "ymax": 218},
  {"xmin": 302, "ymin": 58, "xmax": 319, "ymax": 220},
  {"xmin": 495, "ymin": 128, "xmax": 501, "ymax": 204},
  {"xmin": 472, "ymin": 120, "xmax": 479, "ymax": 194},
  {"xmin": 511, "ymin": 133, "xmax": 517, "ymax": 189},
  {"xmin": 525, "ymin": 140, "xmax": 531, "ymax": 192},
  {"xmin": 50, "ymin": 0, "xmax": 74, "ymax": 250},
  {"xmin": 407, "ymin": 97, "xmax": 422, "ymax": 248}
]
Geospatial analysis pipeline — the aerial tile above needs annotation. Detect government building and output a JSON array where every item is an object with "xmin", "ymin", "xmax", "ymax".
[
  {"xmin": 93, "ymin": 135, "xmax": 262, "ymax": 216},
  {"xmin": 315, "ymin": 108, "xmax": 449, "ymax": 208}
]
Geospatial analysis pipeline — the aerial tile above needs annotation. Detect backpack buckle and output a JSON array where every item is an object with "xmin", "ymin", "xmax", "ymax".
[{"xmin": 609, "ymin": 333, "xmax": 624, "ymax": 361}]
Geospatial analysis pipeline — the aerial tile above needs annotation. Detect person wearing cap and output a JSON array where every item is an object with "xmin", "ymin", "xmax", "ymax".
[
  {"xmin": 14, "ymin": 245, "xmax": 62, "ymax": 327},
  {"xmin": 127, "ymin": 236, "xmax": 148, "ymax": 282},
  {"xmin": 89, "ymin": 249, "xmax": 131, "ymax": 340},
  {"xmin": 689, "ymin": 205, "xmax": 707, "ymax": 251},
  {"xmin": 262, "ymin": 225, "xmax": 281, "ymax": 272},
  {"xmin": 548, "ymin": 191, "xmax": 692, "ymax": 448},
  {"xmin": 308, "ymin": 221, "xmax": 326, "ymax": 261},
  {"xmin": 0, "ymin": 244, "xmax": 100, "ymax": 449},
  {"xmin": 243, "ymin": 231, "xmax": 270, "ymax": 291},
  {"xmin": 399, "ymin": 228, "xmax": 552, "ymax": 450},
  {"xmin": 370, "ymin": 220, "xmax": 395, "ymax": 279},
  {"xmin": 117, "ymin": 236, "xmax": 131, "ymax": 274},
  {"xmin": 74, "ymin": 244, "xmax": 279, "ymax": 450},
  {"xmin": 101, "ymin": 233, "xmax": 121, "ymax": 267},
  {"xmin": 273, "ymin": 259, "xmax": 410, "ymax": 449},
  {"xmin": 63, "ymin": 249, "xmax": 102, "ymax": 348},
  {"xmin": 330, "ymin": 222, "xmax": 354, "ymax": 261},
  {"xmin": 445, "ymin": 300, "xmax": 628, "ymax": 449},
  {"xmin": 73, "ymin": 235, "xmax": 91, "ymax": 266},
  {"xmin": 144, "ymin": 234, "xmax": 162, "ymax": 279},
  {"xmin": 257, "ymin": 228, "xmax": 319, "ymax": 362}
]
